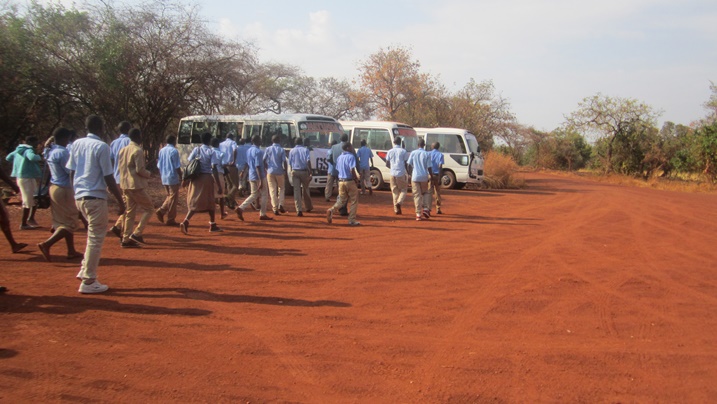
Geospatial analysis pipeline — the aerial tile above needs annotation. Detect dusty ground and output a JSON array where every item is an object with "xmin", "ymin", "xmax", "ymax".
[{"xmin": 1, "ymin": 172, "xmax": 717, "ymax": 403}]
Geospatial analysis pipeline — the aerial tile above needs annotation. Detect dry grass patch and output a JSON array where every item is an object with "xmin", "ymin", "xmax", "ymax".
[{"xmin": 481, "ymin": 151, "xmax": 526, "ymax": 189}]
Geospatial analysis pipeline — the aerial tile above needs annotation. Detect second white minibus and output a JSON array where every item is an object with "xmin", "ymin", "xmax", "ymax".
[{"xmin": 414, "ymin": 127, "xmax": 484, "ymax": 189}]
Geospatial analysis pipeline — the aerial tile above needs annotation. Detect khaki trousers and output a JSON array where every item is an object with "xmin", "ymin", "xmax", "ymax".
[
  {"xmin": 291, "ymin": 170, "xmax": 313, "ymax": 212},
  {"xmin": 158, "ymin": 183, "xmax": 180, "ymax": 222},
  {"xmin": 430, "ymin": 174, "xmax": 442, "ymax": 210},
  {"xmin": 122, "ymin": 188, "xmax": 154, "ymax": 241},
  {"xmin": 325, "ymin": 174, "xmax": 336, "ymax": 200},
  {"xmin": 267, "ymin": 173, "xmax": 285, "ymax": 211},
  {"xmin": 390, "ymin": 175, "xmax": 408, "ymax": 209},
  {"xmin": 76, "ymin": 198, "xmax": 108, "ymax": 281},
  {"xmin": 412, "ymin": 181, "xmax": 431, "ymax": 215},
  {"xmin": 332, "ymin": 180, "xmax": 359, "ymax": 223},
  {"xmin": 239, "ymin": 179, "xmax": 268, "ymax": 216}
]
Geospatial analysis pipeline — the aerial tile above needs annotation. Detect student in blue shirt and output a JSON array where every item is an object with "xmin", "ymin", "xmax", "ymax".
[
  {"xmin": 180, "ymin": 132, "xmax": 224, "ymax": 234},
  {"xmin": 219, "ymin": 133, "xmax": 238, "ymax": 206},
  {"xmin": 385, "ymin": 136, "xmax": 408, "ymax": 215},
  {"xmin": 108, "ymin": 121, "xmax": 132, "ymax": 239},
  {"xmin": 234, "ymin": 138, "xmax": 250, "ymax": 195},
  {"xmin": 263, "ymin": 134, "xmax": 287, "ymax": 215},
  {"xmin": 156, "ymin": 135, "xmax": 182, "ymax": 226},
  {"xmin": 235, "ymin": 135, "xmax": 272, "ymax": 221},
  {"xmin": 356, "ymin": 139, "xmax": 374, "ymax": 195},
  {"xmin": 407, "ymin": 138, "xmax": 433, "ymax": 221},
  {"xmin": 288, "ymin": 137, "xmax": 313, "ymax": 216},
  {"xmin": 326, "ymin": 142, "xmax": 361, "ymax": 226},
  {"xmin": 429, "ymin": 142, "xmax": 445, "ymax": 214},
  {"xmin": 37, "ymin": 128, "xmax": 83, "ymax": 262}
]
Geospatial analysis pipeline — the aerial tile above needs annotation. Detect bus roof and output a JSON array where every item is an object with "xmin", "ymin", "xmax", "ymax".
[
  {"xmin": 414, "ymin": 127, "xmax": 474, "ymax": 136},
  {"xmin": 340, "ymin": 120, "xmax": 414, "ymax": 130},
  {"xmin": 180, "ymin": 113, "xmax": 338, "ymax": 123}
]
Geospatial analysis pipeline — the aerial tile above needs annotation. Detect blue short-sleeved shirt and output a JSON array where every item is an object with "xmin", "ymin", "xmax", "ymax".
[
  {"xmin": 219, "ymin": 138, "xmax": 236, "ymax": 166},
  {"xmin": 357, "ymin": 146, "xmax": 374, "ymax": 170},
  {"xmin": 157, "ymin": 144, "xmax": 181, "ymax": 185},
  {"xmin": 407, "ymin": 147, "xmax": 432, "ymax": 182},
  {"xmin": 430, "ymin": 149, "xmax": 444, "ymax": 174},
  {"xmin": 110, "ymin": 134, "xmax": 130, "ymax": 183},
  {"xmin": 235, "ymin": 144, "xmax": 249, "ymax": 169},
  {"xmin": 47, "ymin": 145, "xmax": 71, "ymax": 188},
  {"xmin": 263, "ymin": 143, "xmax": 286, "ymax": 175},
  {"xmin": 288, "ymin": 145, "xmax": 310, "ymax": 171},
  {"xmin": 188, "ymin": 145, "xmax": 220, "ymax": 174},
  {"xmin": 336, "ymin": 152, "xmax": 356, "ymax": 180},
  {"xmin": 213, "ymin": 148, "xmax": 225, "ymax": 174},
  {"xmin": 246, "ymin": 145, "xmax": 265, "ymax": 181},
  {"xmin": 66, "ymin": 133, "xmax": 114, "ymax": 199},
  {"xmin": 385, "ymin": 145, "xmax": 408, "ymax": 177}
]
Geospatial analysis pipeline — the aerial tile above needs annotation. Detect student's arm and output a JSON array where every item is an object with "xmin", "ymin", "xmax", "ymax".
[
  {"xmin": 104, "ymin": 174, "xmax": 126, "ymax": 215},
  {"xmin": 135, "ymin": 149, "xmax": 151, "ymax": 178}
]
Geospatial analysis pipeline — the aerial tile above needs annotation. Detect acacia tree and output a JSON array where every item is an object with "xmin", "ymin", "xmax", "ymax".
[
  {"xmin": 282, "ymin": 76, "xmax": 356, "ymax": 119},
  {"xmin": 566, "ymin": 93, "xmax": 660, "ymax": 173},
  {"xmin": 358, "ymin": 46, "xmax": 426, "ymax": 120}
]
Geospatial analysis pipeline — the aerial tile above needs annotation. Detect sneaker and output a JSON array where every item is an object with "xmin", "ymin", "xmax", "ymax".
[
  {"xmin": 121, "ymin": 240, "xmax": 142, "ymax": 248},
  {"xmin": 155, "ymin": 210, "xmax": 165, "ymax": 223},
  {"xmin": 76, "ymin": 269, "xmax": 83, "ymax": 280},
  {"xmin": 180, "ymin": 220, "xmax": 189, "ymax": 235},
  {"xmin": 297, "ymin": 211, "xmax": 304, "ymax": 217},
  {"xmin": 19, "ymin": 224, "xmax": 37, "ymax": 230},
  {"xmin": 78, "ymin": 280, "xmax": 109, "ymax": 294},
  {"xmin": 259, "ymin": 215, "xmax": 274, "ymax": 221},
  {"xmin": 38, "ymin": 242, "xmax": 51, "ymax": 262},
  {"xmin": 235, "ymin": 207, "xmax": 244, "ymax": 221},
  {"xmin": 437, "ymin": 208, "xmax": 443, "ymax": 214},
  {"xmin": 326, "ymin": 209, "xmax": 333, "ymax": 224},
  {"xmin": 273, "ymin": 209, "xmax": 281, "ymax": 216},
  {"xmin": 422, "ymin": 209, "xmax": 431, "ymax": 219},
  {"xmin": 129, "ymin": 234, "xmax": 145, "ymax": 244},
  {"xmin": 110, "ymin": 225, "xmax": 122, "ymax": 239},
  {"xmin": 279, "ymin": 205, "xmax": 286, "ymax": 214},
  {"xmin": 209, "ymin": 223, "xmax": 223, "ymax": 233},
  {"xmin": 348, "ymin": 221, "xmax": 361, "ymax": 226},
  {"xmin": 395, "ymin": 204, "xmax": 402, "ymax": 215},
  {"xmin": 416, "ymin": 214, "xmax": 424, "ymax": 221},
  {"xmin": 27, "ymin": 219, "xmax": 39, "ymax": 227}
]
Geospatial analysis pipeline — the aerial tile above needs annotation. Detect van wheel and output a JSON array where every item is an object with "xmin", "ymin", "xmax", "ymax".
[
  {"xmin": 370, "ymin": 168, "xmax": 384, "ymax": 190},
  {"xmin": 441, "ymin": 171, "xmax": 457, "ymax": 189}
]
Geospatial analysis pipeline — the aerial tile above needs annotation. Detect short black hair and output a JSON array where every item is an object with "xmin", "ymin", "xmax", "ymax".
[
  {"xmin": 432, "ymin": 142, "xmax": 440, "ymax": 150},
  {"xmin": 129, "ymin": 128, "xmax": 141, "ymax": 143},
  {"xmin": 294, "ymin": 137, "xmax": 303, "ymax": 146},
  {"xmin": 52, "ymin": 127, "xmax": 72, "ymax": 144},
  {"xmin": 393, "ymin": 136, "xmax": 402, "ymax": 145},
  {"xmin": 340, "ymin": 133, "xmax": 349, "ymax": 142},
  {"xmin": 342, "ymin": 142, "xmax": 350, "ymax": 151},
  {"xmin": 211, "ymin": 137, "xmax": 220, "ymax": 148},
  {"xmin": 86, "ymin": 115, "xmax": 104, "ymax": 135},
  {"xmin": 360, "ymin": 139, "xmax": 367, "ymax": 147},
  {"xmin": 418, "ymin": 138, "xmax": 425, "ymax": 148},
  {"xmin": 201, "ymin": 132, "xmax": 212, "ymax": 145},
  {"xmin": 251, "ymin": 135, "xmax": 261, "ymax": 146},
  {"xmin": 165, "ymin": 135, "xmax": 177, "ymax": 145},
  {"xmin": 117, "ymin": 121, "xmax": 132, "ymax": 134},
  {"xmin": 303, "ymin": 138, "xmax": 311, "ymax": 147},
  {"xmin": 272, "ymin": 134, "xmax": 281, "ymax": 144}
]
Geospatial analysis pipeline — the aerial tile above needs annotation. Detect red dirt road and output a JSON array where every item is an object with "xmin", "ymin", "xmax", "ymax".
[{"xmin": 2, "ymin": 172, "xmax": 717, "ymax": 402}]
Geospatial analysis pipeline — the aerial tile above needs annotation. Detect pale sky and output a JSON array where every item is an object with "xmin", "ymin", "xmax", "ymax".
[
  {"xmin": 42, "ymin": 0, "xmax": 717, "ymax": 131},
  {"xmin": 204, "ymin": 0, "xmax": 717, "ymax": 131}
]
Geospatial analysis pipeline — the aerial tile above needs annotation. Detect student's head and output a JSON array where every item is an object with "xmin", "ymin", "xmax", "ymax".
[
  {"xmin": 393, "ymin": 136, "xmax": 402, "ymax": 146},
  {"xmin": 117, "ymin": 121, "xmax": 132, "ymax": 134},
  {"xmin": 360, "ymin": 139, "xmax": 367, "ymax": 147},
  {"xmin": 69, "ymin": 130, "xmax": 78, "ymax": 142},
  {"xmin": 129, "ymin": 128, "xmax": 142, "ymax": 143},
  {"xmin": 418, "ymin": 138, "xmax": 425, "ymax": 148},
  {"xmin": 340, "ymin": 133, "xmax": 349, "ymax": 143},
  {"xmin": 201, "ymin": 132, "xmax": 212, "ymax": 146},
  {"xmin": 238, "ymin": 138, "xmax": 246, "ymax": 145},
  {"xmin": 432, "ymin": 142, "xmax": 440, "ymax": 150},
  {"xmin": 294, "ymin": 137, "xmax": 303, "ymax": 146},
  {"xmin": 330, "ymin": 139, "xmax": 338, "ymax": 146},
  {"xmin": 211, "ymin": 137, "xmax": 220, "ymax": 148},
  {"xmin": 303, "ymin": 137, "xmax": 311, "ymax": 147},
  {"xmin": 85, "ymin": 115, "xmax": 104, "ymax": 136},
  {"xmin": 271, "ymin": 134, "xmax": 281, "ymax": 144},
  {"xmin": 227, "ymin": 132, "xmax": 235, "ymax": 140},
  {"xmin": 52, "ymin": 128, "xmax": 72, "ymax": 147},
  {"xmin": 251, "ymin": 135, "xmax": 261, "ymax": 146},
  {"xmin": 24, "ymin": 135, "xmax": 39, "ymax": 147},
  {"xmin": 342, "ymin": 142, "xmax": 351, "ymax": 152},
  {"xmin": 165, "ymin": 135, "xmax": 176, "ymax": 146}
]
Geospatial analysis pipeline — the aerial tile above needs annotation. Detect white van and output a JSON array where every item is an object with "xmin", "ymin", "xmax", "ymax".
[
  {"xmin": 414, "ymin": 127, "xmax": 484, "ymax": 189},
  {"xmin": 340, "ymin": 121, "xmax": 418, "ymax": 190}
]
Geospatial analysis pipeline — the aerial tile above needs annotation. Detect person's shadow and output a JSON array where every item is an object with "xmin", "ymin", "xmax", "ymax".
[{"xmin": 0, "ymin": 294, "xmax": 212, "ymax": 316}]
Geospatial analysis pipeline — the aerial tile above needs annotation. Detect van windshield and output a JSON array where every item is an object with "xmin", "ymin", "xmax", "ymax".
[
  {"xmin": 466, "ymin": 134, "xmax": 480, "ymax": 154},
  {"xmin": 397, "ymin": 128, "xmax": 418, "ymax": 152},
  {"xmin": 299, "ymin": 121, "xmax": 343, "ymax": 149}
]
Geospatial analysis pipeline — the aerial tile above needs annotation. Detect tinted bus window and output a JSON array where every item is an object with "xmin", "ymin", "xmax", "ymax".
[
  {"xmin": 261, "ymin": 122, "xmax": 295, "ymax": 147},
  {"xmin": 428, "ymin": 134, "xmax": 466, "ymax": 154},
  {"xmin": 178, "ymin": 121, "xmax": 192, "ymax": 144}
]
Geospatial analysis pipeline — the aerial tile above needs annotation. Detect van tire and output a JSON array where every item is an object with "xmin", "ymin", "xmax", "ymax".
[
  {"xmin": 370, "ymin": 168, "xmax": 384, "ymax": 190},
  {"xmin": 441, "ymin": 170, "xmax": 457, "ymax": 189}
]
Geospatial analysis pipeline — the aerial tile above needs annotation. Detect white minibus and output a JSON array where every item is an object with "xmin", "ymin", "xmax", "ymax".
[
  {"xmin": 339, "ymin": 121, "xmax": 418, "ymax": 190},
  {"xmin": 176, "ymin": 114, "xmax": 344, "ymax": 189},
  {"xmin": 414, "ymin": 127, "xmax": 484, "ymax": 189}
]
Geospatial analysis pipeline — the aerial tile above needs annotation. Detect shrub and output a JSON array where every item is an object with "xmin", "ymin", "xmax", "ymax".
[{"xmin": 482, "ymin": 151, "xmax": 525, "ymax": 189}]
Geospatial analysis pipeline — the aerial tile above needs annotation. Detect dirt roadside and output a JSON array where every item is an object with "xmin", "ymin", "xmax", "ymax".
[{"xmin": 2, "ymin": 172, "xmax": 717, "ymax": 402}]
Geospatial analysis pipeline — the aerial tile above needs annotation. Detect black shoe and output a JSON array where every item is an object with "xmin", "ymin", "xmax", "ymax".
[
  {"xmin": 209, "ymin": 223, "xmax": 224, "ymax": 233},
  {"xmin": 437, "ymin": 208, "xmax": 443, "ymax": 214},
  {"xmin": 395, "ymin": 204, "xmax": 402, "ymax": 215},
  {"xmin": 110, "ymin": 225, "xmax": 122, "ymax": 239},
  {"xmin": 279, "ymin": 205, "xmax": 286, "ymax": 213},
  {"xmin": 273, "ymin": 209, "xmax": 281, "ymax": 216},
  {"xmin": 297, "ymin": 211, "xmax": 303, "ymax": 217},
  {"xmin": 129, "ymin": 234, "xmax": 146, "ymax": 244},
  {"xmin": 121, "ymin": 240, "xmax": 142, "ymax": 248}
]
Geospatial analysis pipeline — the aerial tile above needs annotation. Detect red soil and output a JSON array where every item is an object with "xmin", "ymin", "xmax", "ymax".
[{"xmin": 2, "ymin": 172, "xmax": 717, "ymax": 402}]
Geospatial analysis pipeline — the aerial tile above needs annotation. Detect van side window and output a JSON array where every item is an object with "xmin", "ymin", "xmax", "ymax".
[
  {"xmin": 428, "ymin": 134, "xmax": 466, "ymax": 154},
  {"xmin": 365, "ymin": 129, "xmax": 391, "ymax": 150},
  {"xmin": 178, "ymin": 121, "xmax": 192, "ymax": 144}
]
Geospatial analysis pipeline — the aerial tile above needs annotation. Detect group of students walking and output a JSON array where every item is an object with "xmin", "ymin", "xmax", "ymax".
[{"xmin": 1, "ymin": 115, "xmax": 446, "ymax": 295}]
